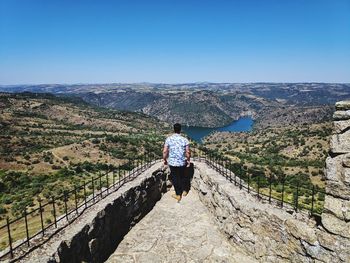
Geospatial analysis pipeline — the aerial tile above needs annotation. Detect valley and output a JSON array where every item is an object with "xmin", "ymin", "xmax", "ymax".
[
  {"xmin": 1, "ymin": 83, "xmax": 348, "ymax": 127},
  {"xmin": 0, "ymin": 83, "xmax": 349, "ymax": 250},
  {"xmin": 0, "ymin": 92, "xmax": 169, "ymax": 235}
]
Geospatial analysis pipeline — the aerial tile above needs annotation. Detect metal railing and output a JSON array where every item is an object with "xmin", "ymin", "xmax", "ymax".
[
  {"xmin": 0, "ymin": 153, "xmax": 157, "ymax": 261},
  {"xmin": 192, "ymin": 148, "xmax": 326, "ymax": 217},
  {"xmin": 1, "ymin": 147, "xmax": 327, "ymax": 260}
]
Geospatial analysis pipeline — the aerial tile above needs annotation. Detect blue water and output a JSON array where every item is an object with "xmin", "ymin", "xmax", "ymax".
[{"xmin": 183, "ymin": 116, "xmax": 254, "ymax": 143}]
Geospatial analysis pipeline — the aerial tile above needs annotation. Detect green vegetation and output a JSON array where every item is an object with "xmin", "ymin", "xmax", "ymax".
[{"xmin": 0, "ymin": 92, "xmax": 167, "ymax": 227}]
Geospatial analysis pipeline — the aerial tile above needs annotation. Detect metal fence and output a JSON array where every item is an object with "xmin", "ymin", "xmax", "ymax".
[
  {"xmin": 0, "ymin": 153, "xmax": 156, "ymax": 261},
  {"xmin": 1, "ymin": 148, "xmax": 327, "ymax": 260},
  {"xmin": 192, "ymin": 148, "xmax": 326, "ymax": 217}
]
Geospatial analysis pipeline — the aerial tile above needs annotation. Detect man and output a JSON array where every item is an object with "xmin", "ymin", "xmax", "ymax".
[{"xmin": 163, "ymin": 123, "xmax": 191, "ymax": 202}]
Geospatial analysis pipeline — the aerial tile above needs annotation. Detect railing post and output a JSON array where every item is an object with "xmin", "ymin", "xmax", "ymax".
[
  {"xmin": 281, "ymin": 179, "xmax": 285, "ymax": 208},
  {"xmin": 295, "ymin": 183, "xmax": 299, "ymax": 212},
  {"xmin": 118, "ymin": 166, "xmax": 121, "ymax": 186},
  {"xmin": 92, "ymin": 177, "xmax": 95, "ymax": 203},
  {"xmin": 235, "ymin": 167, "xmax": 237, "ymax": 186},
  {"xmin": 64, "ymin": 192, "xmax": 69, "ymax": 222},
  {"xmin": 74, "ymin": 186, "xmax": 78, "ymax": 215},
  {"xmin": 257, "ymin": 176, "xmax": 261, "ymax": 199},
  {"xmin": 229, "ymin": 160, "xmax": 232, "ymax": 182},
  {"xmin": 6, "ymin": 217, "xmax": 13, "ymax": 258},
  {"xmin": 311, "ymin": 185, "xmax": 315, "ymax": 214},
  {"xmin": 39, "ymin": 201, "xmax": 45, "ymax": 236},
  {"xmin": 106, "ymin": 170, "xmax": 109, "ymax": 194},
  {"xmin": 220, "ymin": 157, "xmax": 223, "ymax": 174},
  {"xmin": 24, "ymin": 209, "xmax": 30, "ymax": 247},
  {"xmin": 248, "ymin": 174, "xmax": 250, "ymax": 193},
  {"xmin": 239, "ymin": 174, "xmax": 242, "ymax": 190},
  {"xmin": 52, "ymin": 196, "xmax": 57, "ymax": 228},
  {"xmin": 112, "ymin": 169, "xmax": 115, "ymax": 187},
  {"xmin": 99, "ymin": 171, "xmax": 102, "ymax": 198},
  {"xmin": 269, "ymin": 175, "xmax": 272, "ymax": 204},
  {"xmin": 224, "ymin": 159, "xmax": 227, "ymax": 178},
  {"xmin": 83, "ymin": 181, "xmax": 87, "ymax": 208}
]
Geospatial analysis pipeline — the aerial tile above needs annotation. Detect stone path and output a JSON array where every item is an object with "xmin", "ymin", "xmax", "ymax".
[{"xmin": 106, "ymin": 188, "xmax": 257, "ymax": 263}]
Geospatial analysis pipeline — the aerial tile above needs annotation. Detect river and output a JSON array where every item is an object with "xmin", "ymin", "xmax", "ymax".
[{"xmin": 183, "ymin": 116, "xmax": 254, "ymax": 143}]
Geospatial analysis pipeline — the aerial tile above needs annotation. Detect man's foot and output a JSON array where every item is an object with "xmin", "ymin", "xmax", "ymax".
[
  {"xmin": 171, "ymin": 194, "xmax": 182, "ymax": 202},
  {"xmin": 182, "ymin": 191, "xmax": 188, "ymax": 197}
]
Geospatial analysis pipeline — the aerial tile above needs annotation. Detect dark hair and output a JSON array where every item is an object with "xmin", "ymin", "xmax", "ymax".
[{"xmin": 173, "ymin": 123, "xmax": 181, "ymax": 133}]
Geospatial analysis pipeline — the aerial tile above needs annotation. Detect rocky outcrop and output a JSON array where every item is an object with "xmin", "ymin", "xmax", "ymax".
[{"xmin": 323, "ymin": 101, "xmax": 350, "ymax": 239}]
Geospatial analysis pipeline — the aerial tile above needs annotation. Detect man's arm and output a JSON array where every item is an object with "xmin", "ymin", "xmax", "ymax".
[
  {"xmin": 163, "ymin": 144, "xmax": 169, "ymax": 165},
  {"xmin": 185, "ymin": 145, "xmax": 191, "ymax": 166}
]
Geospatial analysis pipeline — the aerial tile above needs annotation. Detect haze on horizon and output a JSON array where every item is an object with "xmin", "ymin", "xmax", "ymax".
[{"xmin": 0, "ymin": 0, "xmax": 349, "ymax": 85}]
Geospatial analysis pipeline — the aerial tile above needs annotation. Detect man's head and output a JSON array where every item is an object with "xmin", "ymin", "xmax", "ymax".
[{"xmin": 173, "ymin": 123, "xmax": 181, "ymax": 134}]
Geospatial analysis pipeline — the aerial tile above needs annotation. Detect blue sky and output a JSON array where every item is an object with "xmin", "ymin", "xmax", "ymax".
[{"xmin": 0, "ymin": 0, "xmax": 349, "ymax": 84}]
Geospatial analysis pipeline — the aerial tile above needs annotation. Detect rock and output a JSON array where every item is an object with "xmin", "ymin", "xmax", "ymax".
[
  {"xmin": 342, "ymin": 153, "xmax": 350, "ymax": 167},
  {"xmin": 323, "ymin": 195, "xmax": 350, "ymax": 221},
  {"xmin": 334, "ymin": 120, "xmax": 350, "ymax": 134},
  {"xmin": 325, "ymin": 156, "xmax": 343, "ymax": 183},
  {"xmin": 333, "ymin": 110, "xmax": 350, "ymax": 121},
  {"xmin": 285, "ymin": 219, "xmax": 317, "ymax": 244},
  {"xmin": 301, "ymin": 241, "xmax": 333, "ymax": 262},
  {"xmin": 106, "ymin": 254, "xmax": 135, "ymax": 263},
  {"xmin": 321, "ymin": 213, "xmax": 350, "ymax": 238},
  {"xmin": 317, "ymin": 230, "xmax": 338, "ymax": 251},
  {"xmin": 330, "ymin": 129, "xmax": 350, "ymax": 154},
  {"xmin": 343, "ymin": 168, "xmax": 350, "ymax": 185},
  {"xmin": 335, "ymin": 101, "xmax": 350, "ymax": 111}
]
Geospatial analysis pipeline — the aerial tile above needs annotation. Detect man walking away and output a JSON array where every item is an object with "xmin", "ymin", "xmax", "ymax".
[{"xmin": 163, "ymin": 123, "xmax": 191, "ymax": 202}]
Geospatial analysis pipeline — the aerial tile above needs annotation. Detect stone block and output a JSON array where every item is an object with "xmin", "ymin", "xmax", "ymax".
[
  {"xmin": 324, "ymin": 195, "xmax": 350, "ymax": 221},
  {"xmin": 330, "ymin": 129, "xmax": 350, "ymax": 154},
  {"xmin": 285, "ymin": 219, "xmax": 317, "ymax": 244},
  {"xmin": 342, "ymin": 153, "xmax": 350, "ymax": 167},
  {"xmin": 334, "ymin": 120, "xmax": 350, "ymax": 134},
  {"xmin": 325, "ymin": 156, "xmax": 343, "ymax": 182},
  {"xmin": 335, "ymin": 101, "xmax": 350, "ymax": 111},
  {"xmin": 326, "ymin": 180, "xmax": 350, "ymax": 200},
  {"xmin": 333, "ymin": 110, "xmax": 350, "ymax": 121},
  {"xmin": 322, "ymin": 212, "xmax": 350, "ymax": 239},
  {"xmin": 343, "ymin": 167, "xmax": 350, "ymax": 185}
]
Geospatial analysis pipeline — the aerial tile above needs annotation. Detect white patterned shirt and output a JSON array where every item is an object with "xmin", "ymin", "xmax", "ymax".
[{"xmin": 165, "ymin": 134, "xmax": 190, "ymax": 167}]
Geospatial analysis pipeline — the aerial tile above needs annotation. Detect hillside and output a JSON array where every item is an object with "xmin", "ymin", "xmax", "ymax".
[
  {"xmin": 203, "ymin": 121, "xmax": 332, "ymax": 191},
  {"xmin": 0, "ymin": 92, "xmax": 169, "ymax": 224},
  {"xmin": 1, "ymin": 83, "xmax": 349, "ymax": 128}
]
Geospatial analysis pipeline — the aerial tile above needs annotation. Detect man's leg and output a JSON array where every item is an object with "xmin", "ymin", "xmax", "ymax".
[
  {"xmin": 178, "ymin": 165, "xmax": 185, "ymax": 194},
  {"xmin": 183, "ymin": 165, "xmax": 190, "ymax": 193},
  {"xmin": 169, "ymin": 166, "xmax": 182, "ymax": 196}
]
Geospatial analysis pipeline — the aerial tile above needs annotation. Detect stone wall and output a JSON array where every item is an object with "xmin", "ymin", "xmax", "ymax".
[
  {"xmin": 193, "ymin": 162, "xmax": 350, "ymax": 262},
  {"xmin": 323, "ymin": 101, "xmax": 350, "ymax": 238},
  {"xmin": 46, "ymin": 167, "xmax": 168, "ymax": 263},
  {"xmin": 193, "ymin": 101, "xmax": 350, "ymax": 263}
]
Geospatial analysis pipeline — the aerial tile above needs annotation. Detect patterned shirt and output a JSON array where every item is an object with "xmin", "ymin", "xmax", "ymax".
[{"xmin": 165, "ymin": 134, "xmax": 190, "ymax": 167}]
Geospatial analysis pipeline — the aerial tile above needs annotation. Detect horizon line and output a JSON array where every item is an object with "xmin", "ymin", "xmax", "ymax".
[{"xmin": 1, "ymin": 81, "xmax": 350, "ymax": 86}]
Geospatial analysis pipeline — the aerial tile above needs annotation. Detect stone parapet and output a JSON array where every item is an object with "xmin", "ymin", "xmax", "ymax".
[
  {"xmin": 323, "ymin": 101, "xmax": 350, "ymax": 237},
  {"xmin": 19, "ymin": 163, "xmax": 168, "ymax": 263},
  {"xmin": 193, "ymin": 162, "xmax": 350, "ymax": 262}
]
